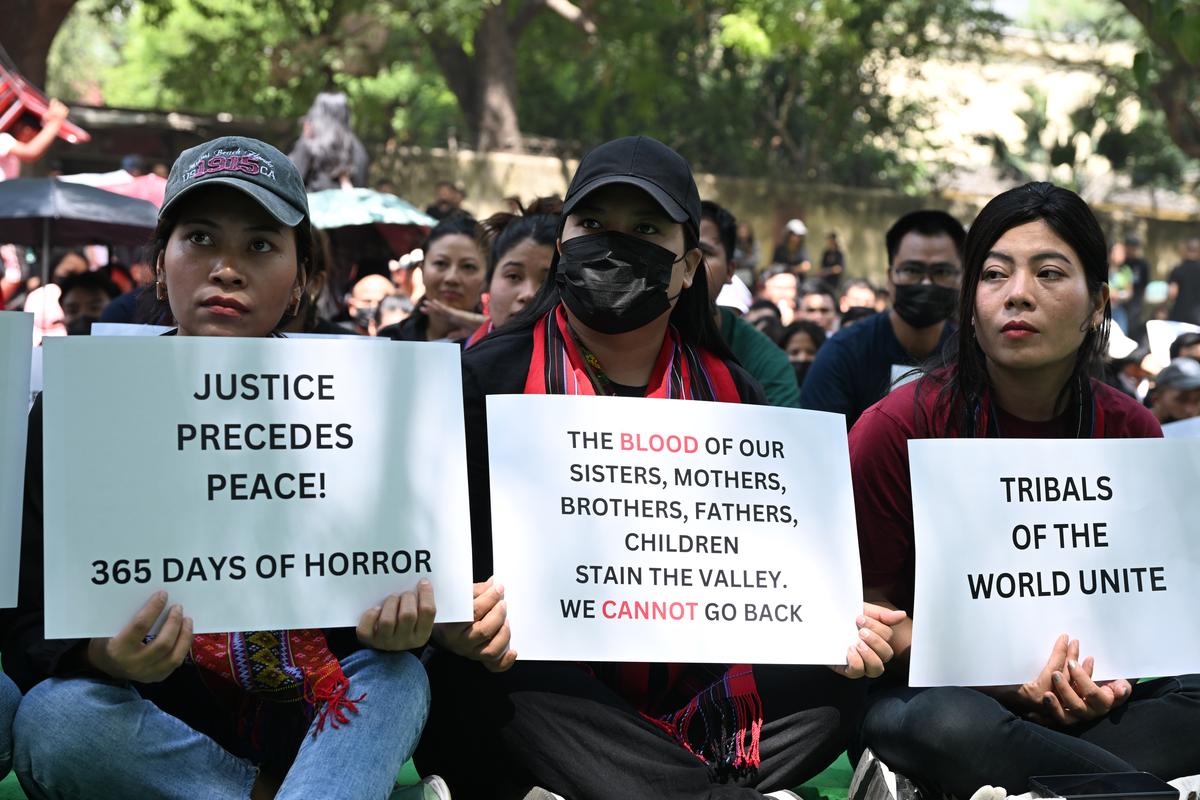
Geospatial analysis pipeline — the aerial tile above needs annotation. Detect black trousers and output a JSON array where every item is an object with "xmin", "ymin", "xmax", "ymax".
[
  {"xmin": 857, "ymin": 676, "xmax": 1200, "ymax": 800},
  {"xmin": 416, "ymin": 653, "xmax": 866, "ymax": 800}
]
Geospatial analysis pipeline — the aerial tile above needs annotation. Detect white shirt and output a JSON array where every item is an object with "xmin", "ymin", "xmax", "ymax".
[{"xmin": 0, "ymin": 132, "xmax": 19, "ymax": 180}]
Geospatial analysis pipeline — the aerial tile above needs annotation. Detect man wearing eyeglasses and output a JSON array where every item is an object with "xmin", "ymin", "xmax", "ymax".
[{"xmin": 800, "ymin": 210, "xmax": 965, "ymax": 428}]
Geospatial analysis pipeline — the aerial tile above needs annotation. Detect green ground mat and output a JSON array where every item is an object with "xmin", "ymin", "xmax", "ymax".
[{"xmin": 0, "ymin": 755, "xmax": 854, "ymax": 799}]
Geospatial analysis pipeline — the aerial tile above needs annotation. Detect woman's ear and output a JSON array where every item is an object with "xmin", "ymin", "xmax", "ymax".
[
  {"xmin": 1092, "ymin": 282, "xmax": 1111, "ymax": 329},
  {"xmin": 680, "ymin": 247, "xmax": 702, "ymax": 290}
]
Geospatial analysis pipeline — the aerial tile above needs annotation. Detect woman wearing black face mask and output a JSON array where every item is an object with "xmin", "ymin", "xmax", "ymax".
[{"xmin": 416, "ymin": 136, "xmax": 903, "ymax": 800}]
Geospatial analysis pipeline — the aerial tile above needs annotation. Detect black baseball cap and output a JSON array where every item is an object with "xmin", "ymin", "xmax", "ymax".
[
  {"xmin": 562, "ymin": 136, "xmax": 701, "ymax": 238},
  {"xmin": 159, "ymin": 136, "xmax": 308, "ymax": 228}
]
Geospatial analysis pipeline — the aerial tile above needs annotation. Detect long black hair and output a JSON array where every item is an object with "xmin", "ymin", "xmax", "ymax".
[
  {"xmin": 928, "ymin": 182, "xmax": 1111, "ymax": 434},
  {"xmin": 499, "ymin": 216, "xmax": 734, "ymax": 361}
]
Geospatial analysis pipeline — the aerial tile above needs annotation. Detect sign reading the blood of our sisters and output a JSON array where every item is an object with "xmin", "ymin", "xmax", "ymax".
[
  {"xmin": 488, "ymin": 395, "xmax": 863, "ymax": 663},
  {"xmin": 42, "ymin": 336, "xmax": 474, "ymax": 637},
  {"xmin": 908, "ymin": 439, "xmax": 1200, "ymax": 687},
  {"xmin": 1, "ymin": 313, "xmax": 34, "ymax": 607}
]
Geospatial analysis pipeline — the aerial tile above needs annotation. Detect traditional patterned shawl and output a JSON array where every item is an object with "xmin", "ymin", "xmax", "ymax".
[
  {"xmin": 525, "ymin": 304, "xmax": 762, "ymax": 776},
  {"xmin": 189, "ymin": 629, "xmax": 363, "ymax": 751}
]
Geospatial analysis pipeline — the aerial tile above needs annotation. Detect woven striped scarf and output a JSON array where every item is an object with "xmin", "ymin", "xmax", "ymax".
[{"xmin": 526, "ymin": 304, "xmax": 763, "ymax": 775}]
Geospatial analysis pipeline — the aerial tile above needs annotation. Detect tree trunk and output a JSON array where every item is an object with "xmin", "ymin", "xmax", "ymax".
[
  {"xmin": 473, "ymin": 3, "xmax": 522, "ymax": 152},
  {"xmin": 0, "ymin": 0, "xmax": 77, "ymax": 89}
]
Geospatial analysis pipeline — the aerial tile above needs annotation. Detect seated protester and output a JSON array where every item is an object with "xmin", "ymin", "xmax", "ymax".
[
  {"xmin": 2, "ymin": 137, "xmax": 433, "ymax": 800},
  {"xmin": 1147, "ymin": 357, "xmax": 1200, "ymax": 425},
  {"xmin": 702, "ymin": 200, "xmax": 800, "ymax": 408},
  {"xmin": 802, "ymin": 211, "xmax": 964, "ymax": 429},
  {"xmin": 1169, "ymin": 331, "xmax": 1200, "ymax": 362},
  {"xmin": 465, "ymin": 196, "xmax": 560, "ymax": 347},
  {"xmin": 416, "ymin": 136, "xmax": 903, "ymax": 800},
  {"xmin": 797, "ymin": 286, "xmax": 839, "ymax": 334},
  {"xmin": 849, "ymin": 182, "xmax": 1200, "ymax": 797},
  {"xmin": 379, "ymin": 215, "xmax": 486, "ymax": 342},
  {"xmin": 745, "ymin": 298, "xmax": 785, "ymax": 342},
  {"xmin": 0, "ymin": 671, "xmax": 16, "ymax": 780},
  {"xmin": 342, "ymin": 273, "xmax": 395, "ymax": 336},
  {"xmin": 838, "ymin": 278, "xmax": 877, "ymax": 315},
  {"xmin": 758, "ymin": 265, "xmax": 799, "ymax": 325},
  {"xmin": 57, "ymin": 270, "xmax": 121, "ymax": 335},
  {"xmin": 781, "ymin": 320, "xmax": 826, "ymax": 390}
]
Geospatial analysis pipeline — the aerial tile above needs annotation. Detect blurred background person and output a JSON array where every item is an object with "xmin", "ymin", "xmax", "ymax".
[
  {"xmin": 289, "ymin": 91, "xmax": 369, "ymax": 191},
  {"xmin": 773, "ymin": 218, "xmax": 811, "ymax": 274}
]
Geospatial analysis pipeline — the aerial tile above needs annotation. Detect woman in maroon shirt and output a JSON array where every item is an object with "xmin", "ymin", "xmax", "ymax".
[{"xmin": 849, "ymin": 182, "xmax": 1200, "ymax": 797}]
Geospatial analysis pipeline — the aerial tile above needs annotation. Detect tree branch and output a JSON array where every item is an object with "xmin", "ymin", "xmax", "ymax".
[{"xmin": 509, "ymin": 0, "xmax": 596, "ymax": 41}]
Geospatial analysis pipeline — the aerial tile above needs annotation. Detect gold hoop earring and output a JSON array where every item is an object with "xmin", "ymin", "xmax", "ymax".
[
  {"xmin": 287, "ymin": 293, "xmax": 301, "ymax": 317},
  {"xmin": 155, "ymin": 278, "xmax": 168, "ymax": 302}
]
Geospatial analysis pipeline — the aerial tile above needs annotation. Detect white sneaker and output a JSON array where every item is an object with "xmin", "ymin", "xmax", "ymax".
[
  {"xmin": 1170, "ymin": 773, "xmax": 1200, "ymax": 800},
  {"xmin": 523, "ymin": 789, "xmax": 566, "ymax": 800},
  {"xmin": 390, "ymin": 775, "xmax": 452, "ymax": 800},
  {"xmin": 766, "ymin": 791, "xmax": 803, "ymax": 799}
]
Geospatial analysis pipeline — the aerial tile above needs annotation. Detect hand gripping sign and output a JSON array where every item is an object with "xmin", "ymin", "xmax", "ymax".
[
  {"xmin": 41, "ymin": 336, "xmax": 474, "ymax": 636},
  {"xmin": 488, "ymin": 394, "xmax": 863, "ymax": 664}
]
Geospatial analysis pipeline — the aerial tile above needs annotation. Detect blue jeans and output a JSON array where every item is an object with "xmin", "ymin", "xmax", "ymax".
[
  {"xmin": 0, "ymin": 671, "xmax": 19, "ymax": 779},
  {"xmin": 13, "ymin": 648, "xmax": 429, "ymax": 800},
  {"xmin": 858, "ymin": 677, "xmax": 1200, "ymax": 799}
]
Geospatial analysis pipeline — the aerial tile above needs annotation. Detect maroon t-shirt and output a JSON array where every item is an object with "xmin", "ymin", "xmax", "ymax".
[{"xmin": 849, "ymin": 378, "xmax": 1162, "ymax": 614}]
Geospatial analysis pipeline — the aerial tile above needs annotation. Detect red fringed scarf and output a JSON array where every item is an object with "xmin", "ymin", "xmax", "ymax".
[
  {"xmin": 525, "ymin": 305, "xmax": 763, "ymax": 775},
  {"xmin": 190, "ymin": 629, "xmax": 363, "ymax": 747}
]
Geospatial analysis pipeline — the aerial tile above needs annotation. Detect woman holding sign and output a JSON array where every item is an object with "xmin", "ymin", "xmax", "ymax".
[
  {"xmin": 849, "ymin": 182, "xmax": 1200, "ymax": 797},
  {"xmin": 417, "ymin": 135, "xmax": 905, "ymax": 799},
  {"xmin": 2, "ymin": 137, "xmax": 437, "ymax": 799}
]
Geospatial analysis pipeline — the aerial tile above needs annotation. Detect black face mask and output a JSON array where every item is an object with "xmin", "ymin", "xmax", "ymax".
[
  {"xmin": 65, "ymin": 316, "xmax": 98, "ymax": 336},
  {"xmin": 892, "ymin": 283, "xmax": 958, "ymax": 329},
  {"xmin": 791, "ymin": 360, "xmax": 812, "ymax": 388},
  {"xmin": 557, "ymin": 231, "xmax": 682, "ymax": 334}
]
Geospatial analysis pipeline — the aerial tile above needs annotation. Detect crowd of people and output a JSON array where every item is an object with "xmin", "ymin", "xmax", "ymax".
[{"xmin": 1, "ymin": 112, "xmax": 1200, "ymax": 800}]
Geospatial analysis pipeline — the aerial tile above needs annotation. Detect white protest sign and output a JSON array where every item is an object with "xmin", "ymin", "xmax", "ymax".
[
  {"xmin": 90, "ymin": 323, "xmax": 381, "ymax": 343},
  {"xmin": 1, "ymin": 313, "xmax": 34, "ymax": 607},
  {"xmin": 91, "ymin": 322, "xmax": 171, "ymax": 336},
  {"xmin": 1163, "ymin": 417, "xmax": 1200, "ymax": 438},
  {"xmin": 909, "ymin": 438, "xmax": 1200, "ymax": 687},
  {"xmin": 42, "ymin": 336, "xmax": 474, "ymax": 637},
  {"xmin": 29, "ymin": 345, "xmax": 42, "ymax": 409},
  {"xmin": 488, "ymin": 395, "xmax": 863, "ymax": 663}
]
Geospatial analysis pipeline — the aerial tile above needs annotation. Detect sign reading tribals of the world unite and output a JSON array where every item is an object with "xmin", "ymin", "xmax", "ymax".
[
  {"xmin": 0, "ymin": 312, "xmax": 33, "ymax": 607},
  {"xmin": 488, "ymin": 395, "xmax": 864, "ymax": 663},
  {"xmin": 908, "ymin": 438, "xmax": 1200, "ymax": 687},
  {"xmin": 41, "ymin": 336, "xmax": 474, "ymax": 637}
]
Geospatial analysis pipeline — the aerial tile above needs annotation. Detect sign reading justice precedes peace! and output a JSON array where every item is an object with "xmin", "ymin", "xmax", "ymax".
[
  {"xmin": 488, "ymin": 395, "xmax": 864, "ymax": 664},
  {"xmin": 41, "ymin": 336, "xmax": 474, "ymax": 637}
]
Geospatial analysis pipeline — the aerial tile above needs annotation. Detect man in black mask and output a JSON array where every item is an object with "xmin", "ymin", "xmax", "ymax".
[{"xmin": 800, "ymin": 209, "xmax": 964, "ymax": 428}]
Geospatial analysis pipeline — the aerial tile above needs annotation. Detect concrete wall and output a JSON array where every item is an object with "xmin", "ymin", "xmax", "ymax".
[{"xmin": 375, "ymin": 146, "xmax": 1200, "ymax": 287}]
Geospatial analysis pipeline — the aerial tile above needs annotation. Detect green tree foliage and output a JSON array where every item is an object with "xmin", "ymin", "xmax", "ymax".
[
  {"xmin": 92, "ymin": 1, "xmax": 460, "ymax": 144},
  {"xmin": 51, "ymin": 0, "xmax": 1006, "ymax": 190}
]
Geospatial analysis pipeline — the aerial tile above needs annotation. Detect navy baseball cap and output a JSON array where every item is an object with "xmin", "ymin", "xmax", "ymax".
[
  {"xmin": 159, "ymin": 136, "xmax": 308, "ymax": 228},
  {"xmin": 562, "ymin": 136, "xmax": 701, "ymax": 238}
]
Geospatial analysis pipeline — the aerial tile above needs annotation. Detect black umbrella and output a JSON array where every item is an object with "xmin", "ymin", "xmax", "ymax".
[{"xmin": 0, "ymin": 178, "xmax": 159, "ymax": 283}]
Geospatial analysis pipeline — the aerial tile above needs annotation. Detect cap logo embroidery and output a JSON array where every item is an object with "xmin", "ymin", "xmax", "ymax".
[{"xmin": 184, "ymin": 148, "xmax": 277, "ymax": 183}]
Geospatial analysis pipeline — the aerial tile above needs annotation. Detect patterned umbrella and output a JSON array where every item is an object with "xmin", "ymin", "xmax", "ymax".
[{"xmin": 307, "ymin": 188, "xmax": 435, "ymax": 230}]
